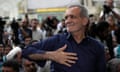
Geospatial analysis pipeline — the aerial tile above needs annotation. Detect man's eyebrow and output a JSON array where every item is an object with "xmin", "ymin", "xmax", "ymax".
[{"xmin": 64, "ymin": 15, "xmax": 77, "ymax": 19}]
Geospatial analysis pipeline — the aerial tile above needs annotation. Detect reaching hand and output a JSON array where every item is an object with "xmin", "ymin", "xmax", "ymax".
[{"xmin": 48, "ymin": 44, "xmax": 78, "ymax": 67}]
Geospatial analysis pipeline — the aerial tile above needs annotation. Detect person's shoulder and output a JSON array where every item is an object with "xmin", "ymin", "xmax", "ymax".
[
  {"xmin": 87, "ymin": 36, "xmax": 100, "ymax": 42},
  {"xmin": 45, "ymin": 32, "xmax": 67, "ymax": 42},
  {"xmin": 50, "ymin": 33, "xmax": 67, "ymax": 41},
  {"xmin": 52, "ymin": 32, "xmax": 68, "ymax": 38},
  {"xmin": 87, "ymin": 36, "xmax": 104, "ymax": 47}
]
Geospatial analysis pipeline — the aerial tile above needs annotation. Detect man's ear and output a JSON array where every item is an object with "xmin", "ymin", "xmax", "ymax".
[{"xmin": 82, "ymin": 18, "xmax": 89, "ymax": 26}]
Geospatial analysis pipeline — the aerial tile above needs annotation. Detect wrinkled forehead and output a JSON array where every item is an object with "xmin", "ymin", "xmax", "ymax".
[{"xmin": 65, "ymin": 7, "xmax": 80, "ymax": 15}]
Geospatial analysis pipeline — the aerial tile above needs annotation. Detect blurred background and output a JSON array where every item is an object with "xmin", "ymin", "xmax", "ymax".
[
  {"xmin": 0, "ymin": 0, "xmax": 119, "ymax": 22},
  {"xmin": 0, "ymin": 0, "xmax": 120, "ymax": 72}
]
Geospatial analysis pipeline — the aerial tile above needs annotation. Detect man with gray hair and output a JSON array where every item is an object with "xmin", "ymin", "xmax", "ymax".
[{"xmin": 22, "ymin": 4, "xmax": 106, "ymax": 72}]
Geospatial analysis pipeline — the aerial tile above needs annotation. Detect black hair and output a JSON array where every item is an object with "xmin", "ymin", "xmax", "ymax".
[
  {"xmin": 2, "ymin": 60, "xmax": 20, "ymax": 72},
  {"xmin": 96, "ymin": 21, "xmax": 109, "ymax": 41},
  {"xmin": 96, "ymin": 21, "xmax": 109, "ymax": 32}
]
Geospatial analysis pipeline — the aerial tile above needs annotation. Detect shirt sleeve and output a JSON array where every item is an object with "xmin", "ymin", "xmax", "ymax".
[{"xmin": 22, "ymin": 34, "xmax": 60, "ymax": 67}]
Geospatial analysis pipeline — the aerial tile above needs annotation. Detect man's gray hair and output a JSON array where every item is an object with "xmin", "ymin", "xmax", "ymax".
[{"xmin": 67, "ymin": 4, "xmax": 89, "ymax": 18}]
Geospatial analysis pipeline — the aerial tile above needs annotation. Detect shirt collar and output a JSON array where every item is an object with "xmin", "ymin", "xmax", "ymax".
[
  {"xmin": 65, "ymin": 32, "xmax": 89, "ymax": 41},
  {"xmin": 66, "ymin": 32, "xmax": 72, "ymax": 39}
]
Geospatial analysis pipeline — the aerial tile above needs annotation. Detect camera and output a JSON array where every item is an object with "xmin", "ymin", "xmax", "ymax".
[{"xmin": 103, "ymin": 4, "xmax": 112, "ymax": 14}]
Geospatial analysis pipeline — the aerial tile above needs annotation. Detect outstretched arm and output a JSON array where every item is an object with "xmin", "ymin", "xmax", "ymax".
[{"xmin": 28, "ymin": 44, "xmax": 78, "ymax": 67}]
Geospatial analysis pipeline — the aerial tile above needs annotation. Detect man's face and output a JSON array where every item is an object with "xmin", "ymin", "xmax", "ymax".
[
  {"xmin": 89, "ymin": 16, "xmax": 95, "ymax": 24},
  {"xmin": 24, "ymin": 37, "xmax": 32, "ymax": 45},
  {"xmin": 31, "ymin": 20, "xmax": 39, "ymax": 28},
  {"xmin": 64, "ymin": 7, "xmax": 87, "ymax": 33},
  {"xmin": 21, "ymin": 19, "xmax": 28, "ymax": 28},
  {"xmin": 106, "ymin": 16, "xmax": 115, "ymax": 26},
  {"xmin": 23, "ymin": 60, "xmax": 37, "ymax": 72},
  {"xmin": 2, "ymin": 67, "xmax": 16, "ymax": 72}
]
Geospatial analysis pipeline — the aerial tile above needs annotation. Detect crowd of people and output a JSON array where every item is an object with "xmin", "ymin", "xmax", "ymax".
[{"xmin": 0, "ymin": 0, "xmax": 120, "ymax": 72}]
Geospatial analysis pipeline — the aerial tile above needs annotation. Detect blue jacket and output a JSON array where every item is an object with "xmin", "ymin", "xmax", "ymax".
[{"xmin": 22, "ymin": 33, "xmax": 106, "ymax": 72}]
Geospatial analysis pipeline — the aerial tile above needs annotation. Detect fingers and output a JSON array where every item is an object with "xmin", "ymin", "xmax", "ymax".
[
  {"xmin": 66, "ymin": 56, "xmax": 78, "ymax": 60},
  {"xmin": 58, "ymin": 44, "xmax": 67, "ymax": 51},
  {"xmin": 55, "ymin": 44, "xmax": 79, "ymax": 67},
  {"xmin": 64, "ymin": 62, "xmax": 72, "ymax": 67},
  {"xmin": 63, "ymin": 59, "xmax": 77, "ymax": 67},
  {"xmin": 64, "ymin": 55, "xmax": 78, "ymax": 67},
  {"xmin": 64, "ymin": 52, "xmax": 78, "ymax": 60},
  {"xmin": 66, "ymin": 59, "xmax": 76, "ymax": 64},
  {"xmin": 62, "ymin": 53, "xmax": 78, "ymax": 67},
  {"xmin": 66, "ymin": 52, "xmax": 77, "ymax": 56}
]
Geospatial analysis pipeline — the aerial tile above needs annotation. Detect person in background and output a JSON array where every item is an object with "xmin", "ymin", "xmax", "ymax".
[
  {"xmin": 107, "ymin": 58, "xmax": 120, "ymax": 72},
  {"xmin": 22, "ymin": 58, "xmax": 38, "ymax": 72},
  {"xmin": 99, "ymin": 0, "xmax": 120, "ymax": 22},
  {"xmin": 1, "ymin": 60, "xmax": 20, "ymax": 72},
  {"xmin": 57, "ymin": 19, "xmax": 66, "ymax": 33},
  {"xmin": 23, "ymin": 36, "xmax": 32, "ymax": 48},
  {"xmin": 0, "ymin": 44, "xmax": 4, "ymax": 62},
  {"xmin": 18, "ymin": 19, "xmax": 32, "ymax": 44},
  {"xmin": 0, "ymin": 44, "xmax": 4, "ymax": 72},
  {"xmin": 87, "ymin": 14, "xmax": 97, "ymax": 38},
  {"xmin": 30, "ymin": 18, "xmax": 43, "ymax": 41},
  {"xmin": 22, "ymin": 4, "xmax": 106, "ymax": 72}
]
